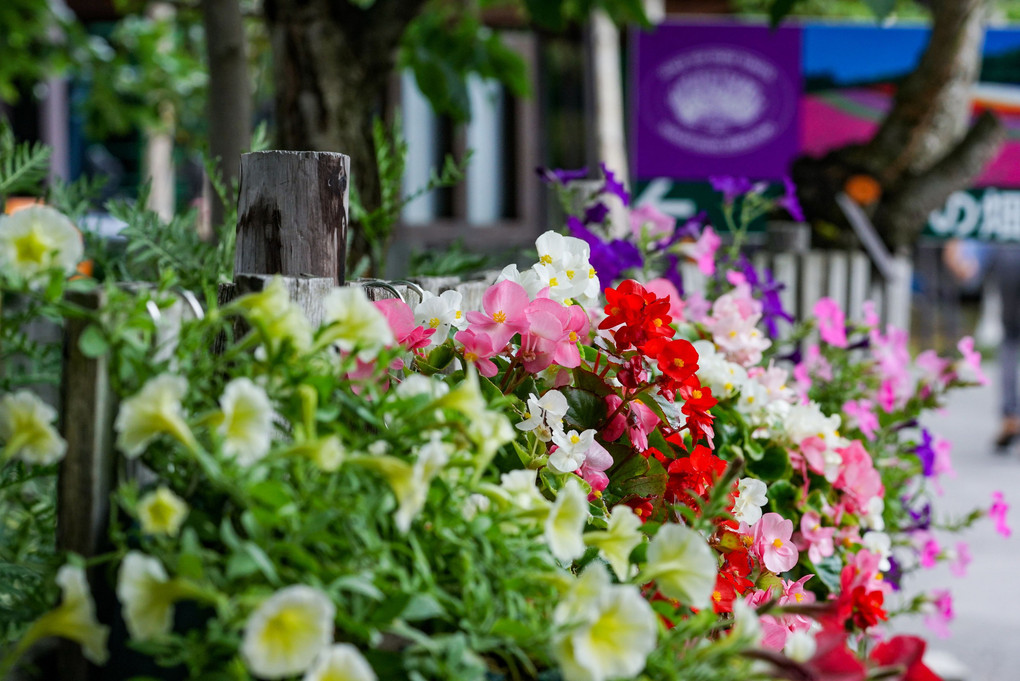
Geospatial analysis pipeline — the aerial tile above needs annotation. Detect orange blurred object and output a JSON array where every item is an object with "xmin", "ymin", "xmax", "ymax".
[
  {"xmin": 4, "ymin": 197, "xmax": 43, "ymax": 214},
  {"xmin": 844, "ymin": 175, "xmax": 882, "ymax": 207},
  {"xmin": 72, "ymin": 259, "xmax": 94, "ymax": 280}
]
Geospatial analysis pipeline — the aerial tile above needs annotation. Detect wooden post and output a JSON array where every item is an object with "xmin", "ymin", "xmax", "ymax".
[
  {"xmin": 235, "ymin": 151, "xmax": 350, "ymax": 285},
  {"xmin": 56, "ymin": 289, "xmax": 117, "ymax": 681}
]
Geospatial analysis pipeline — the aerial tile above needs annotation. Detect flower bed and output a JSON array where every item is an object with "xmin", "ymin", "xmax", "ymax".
[{"xmin": 0, "ymin": 177, "xmax": 1010, "ymax": 681}]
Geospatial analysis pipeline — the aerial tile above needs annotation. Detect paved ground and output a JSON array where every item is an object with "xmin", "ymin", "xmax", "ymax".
[{"xmin": 887, "ymin": 361, "xmax": 1020, "ymax": 681}]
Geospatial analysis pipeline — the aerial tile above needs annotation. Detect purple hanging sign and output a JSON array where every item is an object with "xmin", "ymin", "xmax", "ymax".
[{"xmin": 631, "ymin": 22, "xmax": 802, "ymax": 181}]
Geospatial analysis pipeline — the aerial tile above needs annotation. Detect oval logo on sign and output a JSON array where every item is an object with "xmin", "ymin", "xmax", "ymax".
[{"xmin": 641, "ymin": 45, "xmax": 797, "ymax": 157}]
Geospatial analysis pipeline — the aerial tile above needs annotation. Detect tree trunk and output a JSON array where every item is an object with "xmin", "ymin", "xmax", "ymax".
[
  {"xmin": 202, "ymin": 0, "xmax": 251, "ymax": 239},
  {"xmin": 262, "ymin": 0, "xmax": 428, "ymax": 275},
  {"xmin": 793, "ymin": 0, "xmax": 1004, "ymax": 249}
]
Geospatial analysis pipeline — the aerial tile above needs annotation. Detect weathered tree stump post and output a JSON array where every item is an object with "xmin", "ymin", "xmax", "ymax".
[{"xmin": 235, "ymin": 150, "xmax": 350, "ymax": 285}]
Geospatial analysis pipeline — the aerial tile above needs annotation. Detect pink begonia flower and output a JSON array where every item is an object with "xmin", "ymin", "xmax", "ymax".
[
  {"xmin": 519, "ymin": 298, "xmax": 570, "ymax": 373},
  {"xmin": 798, "ymin": 511, "xmax": 835, "ymax": 564},
  {"xmin": 644, "ymin": 278, "xmax": 685, "ymax": 321},
  {"xmin": 834, "ymin": 440, "xmax": 883, "ymax": 517},
  {"xmin": 813, "ymin": 297, "xmax": 847, "ymax": 348},
  {"xmin": 799, "ymin": 436, "xmax": 829, "ymax": 479},
  {"xmin": 454, "ymin": 328, "xmax": 499, "ymax": 377},
  {"xmin": 917, "ymin": 533, "xmax": 941, "ymax": 569},
  {"xmin": 923, "ymin": 590, "xmax": 954, "ymax": 639},
  {"xmin": 990, "ymin": 491, "xmax": 1011, "ymax": 537},
  {"xmin": 577, "ymin": 440, "xmax": 614, "ymax": 499},
  {"xmin": 949, "ymin": 542, "xmax": 971, "ymax": 578},
  {"xmin": 465, "ymin": 279, "xmax": 530, "ymax": 349},
  {"xmin": 682, "ymin": 225, "xmax": 721, "ymax": 276},
  {"xmin": 375, "ymin": 298, "xmax": 435, "ymax": 352},
  {"xmin": 602, "ymin": 395, "xmax": 660, "ymax": 452},
  {"xmin": 630, "ymin": 203, "xmax": 675, "ymax": 241},
  {"xmin": 955, "ymin": 336, "xmax": 988, "ymax": 385},
  {"xmin": 753, "ymin": 512, "xmax": 799, "ymax": 574},
  {"xmin": 844, "ymin": 549, "xmax": 890, "ymax": 597},
  {"xmin": 842, "ymin": 399, "xmax": 879, "ymax": 440},
  {"xmin": 552, "ymin": 304, "xmax": 591, "ymax": 368},
  {"xmin": 779, "ymin": 574, "xmax": 817, "ymax": 630}
]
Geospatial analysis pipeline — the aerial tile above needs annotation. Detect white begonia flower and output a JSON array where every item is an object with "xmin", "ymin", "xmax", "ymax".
[
  {"xmin": 734, "ymin": 379, "xmax": 769, "ymax": 419},
  {"xmin": 236, "ymin": 277, "xmax": 313, "ymax": 353},
  {"xmin": 553, "ymin": 564, "xmax": 657, "ymax": 681},
  {"xmin": 641, "ymin": 523, "xmax": 718, "ymax": 609},
  {"xmin": 0, "ymin": 390, "xmax": 66, "ymax": 465},
  {"xmin": 535, "ymin": 231, "xmax": 591, "ymax": 270},
  {"xmin": 583, "ymin": 505, "xmax": 644, "ymax": 580},
  {"xmin": 862, "ymin": 531, "xmax": 893, "ymax": 572},
  {"xmin": 517, "ymin": 390, "xmax": 569, "ymax": 442},
  {"xmin": 137, "ymin": 486, "xmax": 189, "ymax": 536},
  {"xmin": 303, "ymin": 644, "xmax": 377, "ymax": 681},
  {"xmin": 783, "ymin": 629, "xmax": 817, "ymax": 663},
  {"xmin": 549, "ymin": 429, "xmax": 596, "ymax": 474},
  {"xmin": 218, "ymin": 377, "xmax": 274, "ymax": 465},
  {"xmin": 544, "ymin": 477, "xmax": 590, "ymax": 562},
  {"xmin": 321, "ymin": 286, "xmax": 395, "ymax": 359},
  {"xmin": 28, "ymin": 564, "xmax": 110, "ymax": 665},
  {"xmin": 532, "ymin": 262, "xmax": 587, "ymax": 303},
  {"xmin": 864, "ymin": 496, "xmax": 886, "ymax": 532},
  {"xmin": 115, "ymin": 374, "xmax": 195, "ymax": 458},
  {"xmin": 693, "ymin": 340, "xmax": 749, "ymax": 398},
  {"xmin": 117, "ymin": 552, "xmax": 176, "ymax": 640},
  {"xmin": 0, "ymin": 205, "xmax": 83, "ymax": 281},
  {"xmin": 413, "ymin": 290, "xmax": 462, "ymax": 348},
  {"xmin": 241, "ymin": 585, "xmax": 335, "ymax": 679},
  {"xmin": 496, "ymin": 263, "xmax": 543, "ymax": 297},
  {"xmin": 732, "ymin": 478, "xmax": 768, "ymax": 527}
]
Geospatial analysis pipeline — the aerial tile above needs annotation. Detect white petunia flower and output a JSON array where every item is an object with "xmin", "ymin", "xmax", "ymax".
[
  {"xmin": 784, "ymin": 629, "xmax": 817, "ymax": 663},
  {"xmin": 466, "ymin": 408, "xmax": 515, "ymax": 463},
  {"xmin": 115, "ymin": 374, "xmax": 194, "ymax": 458},
  {"xmin": 218, "ymin": 377, "xmax": 274, "ymax": 465},
  {"xmin": 308, "ymin": 435, "xmax": 345, "ymax": 472},
  {"xmin": 862, "ymin": 531, "xmax": 892, "ymax": 571},
  {"xmin": 498, "ymin": 469, "xmax": 550, "ymax": 514},
  {"xmin": 321, "ymin": 286, "xmax": 395, "ymax": 359},
  {"xmin": 0, "ymin": 390, "xmax": 66, "ymax": 465},
  {"xmin": 394, "ymin": 374, "xmax": 449, "ymax": 400},
  {"xmin": 0, "ymin": 205, "xmax": 83, "ymax": 282},
  {"xmin": 40, "ymin": 565, "xmax": 110, "ymax": 664},
  {"xmin": 137, "ymin": 486, "xmax": 189, "ymax": 536},
  {"xmin": 583, "ymin": 505, "xmax": 644, "ymax": 580},
  {"xmin": 235, "ymin": 277, "xmax": 313, "ymax": 353},
  {"xmin": 462, "ymin": 493, "xmax": 491, "ymax": 521},
  {"xmin": 732, "ymin": 478, "xmax": 768, "ymax": 527},
  {"xmin": 549, "ymin": 429, "xmax": 596, "ymax": 473},
  {"xmin": 241, "ymin": 585, "xmax": 335, "ymax": 679},
  {"xmin": 516, "ymin": 390, "xmax": 568, "ymax": 442},
  {"xmin": 366, "ymin": 436, "xmax": 450, "ymax": 533},
  {"xmin": 641, "ymin": 523, "xmax": 718, "ymax": 609},
  {"xmin": 303, "ymin": 644, "xmax": 377, "ymax": 681},
  {"xmin": 544, "ymin": 477, "xmax": 590, "ymax": 562},
  {"xmin": 553, "ymin": 564, "xmax": 657, "ymax": 681},
  {"xmin": 864, "ymin": 496, "xmax": 886, "ymax": 532},
  {"xmin": 117, "ymin": 552, "xmax": 176, "ymax": 641}
]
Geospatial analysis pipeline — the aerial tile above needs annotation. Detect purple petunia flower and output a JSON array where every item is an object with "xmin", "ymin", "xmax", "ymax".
[
  {"xmin": 907, "ymin": 501, "xmax": 932, "ymax": 531},
  {"xmin": 709, "ymin": 176, "xmax": 753, "ymax": 203},
  {"xmin": 536, "ymin": 166, "xmax": 589, "ymax": 185},
  {"xmin": 777, "ymin": 176, "xmax": 805, "ymax": 222},
  {"xmin": 567, "ymin": 217, "xmax": 642, "ymax": 287},
  {"xmin": 584, "ymin": 201, "xmax": 610, "ymax": 225},
  {"xmin": 916, "ymin": 429, "xmax": 936, "ymax": 477},
  {"xmin": 599, "ymin": 162, "xmax": 631, "ymax": 206},
  {"xmin": 734, "ymin": 255, "xmax": 794, "ymax": 338}
]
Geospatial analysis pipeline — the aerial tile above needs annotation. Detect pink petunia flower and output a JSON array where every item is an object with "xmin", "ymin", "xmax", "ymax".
[
  {"xmin": 917, "ymin": 533, "xmax": 941, "ymax": 569},
  {"xmin": 644, "ymin": 278, "xmax": 685, "ymax": 321},
  {"xmin": 923, "ymin": 590, "xmax": 954, "ymax": 639},
  {"xmin": 813, "ymin": 297, "xmax": 847, "ymax": 348},
  {"xmin": 630, "ymin": 203, "xmax": 675, "ymax": 242},
  {"xmin": 753, "ymin": 512, "xmax": 799, "ymax": 574},
  {"xmin": 682, "ymin": 225, "xmax": 721, "ymax": 276},
  {"xmin": 990, "ymin": 491, "xmax": 1012, "ymax": 538},
  {"xmin": 842, "ymin": 399, "xmax": 879, "ymax": 440},
  {"xmin": 949, "ymin": 542, "xmax": 971, "ymax": 578},
  {"xmin": 955, "ymin": 336, "xmax": 987, "ymax": 385}
]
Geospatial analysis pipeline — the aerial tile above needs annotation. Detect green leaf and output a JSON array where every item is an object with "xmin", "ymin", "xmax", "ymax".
[
  {"xmin": 562, "ymin": 387, "xmax": 606, "ymax": 430},
  {"xmin": 811, "ymin": 555, "xmax": 843, "ymax": 594},
  {"xmin": 249, "ymin": 480, "xmax": 292, "ymax": 511},
  {"xmin": 767, "ymin": 480, "xmax": 799, "ymax": 513},
  {"xmin": 78, "ymin": 324, "xmax": 109, "ymax": 357},
  {"xmin": 403, "ymin": 593, "xmax": 445, "ymax": 621},
  {"xmin": 523, "ymin": 0, "xmax": 568, "ymax": 30},
  {"xmin": 862, "ymin": 0, "xmax": 897, "ymax": 18},
  {"xmin": 746, "ymin": 446, "xmax": 790, "ymax": 480},
  {"xmin": 768, "ymin": 0, "xmax": 800, "ymax": 26}
]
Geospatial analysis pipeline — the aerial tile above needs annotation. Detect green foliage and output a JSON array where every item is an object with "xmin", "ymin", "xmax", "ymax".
[
  {"xmin": 409, "ymin": 239, "xmax": 494, "ymax": 277},
  {"xmin": 0, "ymin": 123, "xmax": 51, "ymax": 203},
  {"xmin": 350, "ymin": 117, "xmax": 470, "ymax": 278}
]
